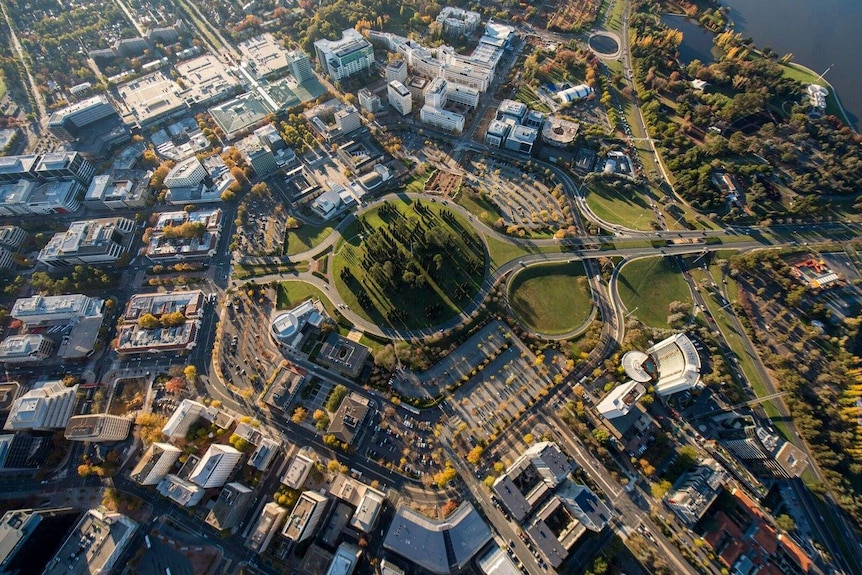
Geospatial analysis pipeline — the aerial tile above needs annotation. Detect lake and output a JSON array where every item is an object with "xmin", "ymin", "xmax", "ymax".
[
  {"xmin": 660, "ymin": 14, "xmax": 718, "ymax": 65},
  {"xmin": 718, "ymin": 0, "xmax": 862, "ymax": 129}
]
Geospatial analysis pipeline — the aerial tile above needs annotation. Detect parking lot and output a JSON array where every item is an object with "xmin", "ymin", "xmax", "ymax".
[
  {"xmin": 235, "ymin": 189, "xmax": 289, "ymax": 256},
  {"xmin": 364, "ymin": 409, "xmax": 442, "ymax": 481},
  {"xmin": 464, "ymin": 155, "xmax": 574, "ymax": 232}
]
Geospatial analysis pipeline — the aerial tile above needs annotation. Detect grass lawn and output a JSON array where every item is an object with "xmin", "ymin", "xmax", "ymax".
[
  {"xmin": 277, "ymin": 281, "xmax": 336, "ymax": 318},
  {"xmin": 509, "ymin": 262, "xmax": 593, "ymax": 335},
  {"xmin": 455, "ymin": 189, "xmax": 504, "ymax": 228},
  {"xmin": 605, "ymin": 0, "xmax": 626, "ymax": 32},
  {"xmin": 0, "ymin": 75, "xmax": 6, "ymax": 101},
  {"xmin": 332, "ymin": 197, "xmax": 486, "ymax": 330},
  {"xmin": 283, "ymin": 224, "xmax": 334, "ymax": 256},
  {"xmin": 780, "ymin": 62, "xmax": 849, "ymax": 122},
  {"xmin": 617, "ymin": 256, "xmax": 690, "ymax": 328},
  {"xmin": 484, "ymin": 234, "xmax": 562, "ymax": 271},
  {"xmin": 404, "ymin": 170, "xmax": 434, "ymax": 194},
  {"xmin": 585, "ymin": 180, "xmax": 654, "ymax": 229}
]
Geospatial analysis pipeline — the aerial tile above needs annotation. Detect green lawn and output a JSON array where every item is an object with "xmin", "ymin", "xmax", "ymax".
[
  {"xmin": 484, "ymin": 234, "xmax": 562, "ymax": 271},
  {"xmin": 0, "ymin": 75, "xmax": 6, "ymax": 101},
  {"xmin": 277, "ymin": 281, "xmax": 336, "ymax": 318},
  {"xmin": 585, "ymin": 180, "xmax": 654, "ymax": 230},
  {"xmin": 283, "ymin": 224, "xmax": 334, "ymax": 256},
  {"xmin": 617, "ymin": 256, "xmax": 691, "ymax": 328},
  {"xmin": 455, "ymin": 190, "xmax": 504, "ymax": 229},
  {"xmin": 509, "ymin": 262, "xmax": 593, "ymax": 335},
  {"xmin": 332, "ymin": 197, "xmax": 486, "ymax": 329}
]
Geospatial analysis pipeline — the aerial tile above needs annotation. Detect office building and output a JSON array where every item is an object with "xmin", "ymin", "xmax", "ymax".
[
  {"xmin": 288, "ymin": 49, "xmax": 314, "ymax": 82},
  {"xmin": 116, "ymin": 70, "xmax": 188, "ymax": 127},
  {"xmin": 314, "ymin": 29, "xmax": 375, "ymax": 81},
  {"xmin": 282, "ymin": 491, "xmax": 328, "ymax": 542},
  {"xmin": 445, "ymin": 82, "xmax": 480, "ymax": 108},
  {"xmin": 357, "ymin": 88, "xmax": 380, "ymax": 113},
  {"xmin": 492, "ymin": 442, "xmax": 572, "ymax": 521},
  {"xmin": 0, "ymin": 335, "xmax": 55, "ymax": 364},
  {"xmin": 63, "ymin": 414, "xmax": 131, "ymax": 442},
  {"xmin": 189, "ymin": 444, "xmax": 243, "ymax": 489},
  {"xmin": 33, "ymin": 152, "xmax": 94, "ymax": 185},
  {"xmin": 38, "ymin": 217, "xmax": 135, "ymax": 268},
  {"xmin": 485, "ymin": 119, "xmax": 511, "ymax": 147},
  {"xmin": 157, "ymin": 474, "xmax": 205, "ymax": 507},
  {"xmin": 385, "ymin": 59, "xmax": 408, "ymax": 83},
  {"xmin": 383, "ymin": 503, "xmax": 492, "ymax": 575},
  {"xmin": 4, "ymin": 381, "xmax": 78, "ymax": 432},
  {"xmin": 387, "ymin": 81, "xmax": 412, "ymax": 115},
  {"xmin": 11, "ymin": 294, "xmax": 103, "ymax": 326},
  {"xmin": 477, "ymin": 545, "xmax": 520, "ymax": 575},
  {"xmin": 504, "ymin": 125, "xmax": 538, "ymax": 154},
  {"xmin": 175, "ymin": 54, "xmax": 239, "ymax": 106},
  {"xmin": 435, "ymin": 7, "xmax": 481, "ymax": 35},
  {"xmin": 270, "ymin": 299, "xmax": 326, "ymax": 349},
  {"xmin": 420, "ymin": 105, "xmax": 464, "ymax": 133},
  {"xmin": 0, "ymin": 180, "xmax": 36, "ymax": 216},
  {"xmin": 164, "ymin": 156, "xmax": 207, "ymax": 189},
  {"xmin": 282, "ymin": 452, "xmax": 314, "ymax": 489},
  {"xmin": 161, "ymin": 399, "xmax": 207, "ymax": 439},
  {"xmin": 48, "ymin": 95, "xmax": 119, "ymax": 141},
  {"xmin": 0, "ymin": 226, "xmax": 25, "ymax": 250},
  {"xmin": 425, "ymin": 77, "xmax": 448, "ymax": 108},
  {"xmin": 206, "ymin": 482, "xmax": 255, "ymax": 531},
  {"xmin": 236, "ymin": 135, "xmax": 278, "ymax": 177},
  {"xmin": 239, "ymin": 33, "xmax": 292, "ymax": 79},
  {"xmin": 596, "ymin": 381, "xmax": 647, "ymax": 419},
  {"xmin": 0, "ymin": 156, "xmax": 38, "ymax": 183},
  {"xmin": 145, "ymin": 208, "xmax": 222, "ymax": 262},
  {"xmin": 84, "ymin": 174, "xmax": 148, "ymax": 210},
  {"xmin": 25, "ymin": 180, "xmax": 83, "ymax": 214},
  {"xmin": 42, "ymin": 510, "xmax": 137, "ymax": 575},
  {"xmin": 665, "ymin": 459, "xmax": 727, "ymax": 525},
  {"xmin": 247, "ymin": 502, "xmax": 287, "ymax": 553},
  {"xmin": 329, "ymin": 473, "xmax": 386, "ymax": 533},
  {"xmin": 334, "ymin": 106, "xmax": 361, "ymax": 134},
  {"xmin": 325, "ymin": 542, "xmax": 361, "ymax": 575},
  {"xmin": 0, "ymin": 507, "xmax": 80, "ymax": 575},
  {"xmin": 327, "ymin": 393, "xmax": 371, "ymax": 445},
  {"xmin": 131, "ymin": 442, "xmax": 182, "ymax": 485}
]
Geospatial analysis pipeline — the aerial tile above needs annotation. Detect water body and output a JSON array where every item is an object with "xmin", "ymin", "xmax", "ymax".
[
  {"xmin": 718, "ymin": 0, "xmax": 862, "ymax": 130},
  {"xmin": 660, "ymin": 14, "xmax": 718, "ymax": 65}
]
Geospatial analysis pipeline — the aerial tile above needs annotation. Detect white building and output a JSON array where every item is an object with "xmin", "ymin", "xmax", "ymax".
[
  {"xmin": 387, "ymin": 81, "xmax": 412, "ymax": 115},
  {"xmin": 504, "ymin": 125, "xmax": 538, "ymax": 154},
  {"xmin": 420, "ymin": 105, "xmax": 464, "ymax": 133},
  {"xmin": 0, "ymin": 226, "xmax": 25, "ymax": 250},
  {"xmin": 425, "ymin": 77, "xmax": 448, "ymax": 108},
  {"xmin": 23, "ymin": 180, "xmax": 82, "ymax": 214},
  {"xmin": 38, "ymin": 217, "xmax": 135, "ymax": 268},
  {"xmin": 334, "ymin": 106, "xmax": 362, "ymax": 135},
  {"xmin": 485, "ymin": 119, "xmax": 511, "ymax": 147},
  {"xmin": 282, "ymin": 452, "xmax": 314, "ymax": 489},
  {"xmin": 357, "ymin": 88, "xmax": 380, "ymax": 113},
  {"xmin": 435, "ymin": 7, "xmax": 481, "ymax": 35},
  {"xmin": 0, "ymin": 335, "xmax": 55, "ymax": 364},
  {"xmin": 556, "ymin": 84, "xmax": 594, "ymax": 103},
  {"xmin": 4, "ymin": 380, "xmax": 78, "ymax": 432},
  {"xmin": 189, "ymin": 444, "xmax": 243, "ymax": 488},
  {"xmin": 270, "ymin": 299, "xmax": 326, "ymax": 349},
  {"xmin": 164, "ymin": 156, "xmax": 207, "ymax": 189},
  {"xmin": 325, "ymin": 542, "xmax": 362, "ymax": 575},
  {"xmin": 596, "ymin": 381, "xmax": 647, "ymax": 419},
  {"xmin": 247, "ymin": 502, "xmax": 287, "ymax": 553},
  {"xmin": 130, "ymin": 442, "xmax": 182, "ymax": 485},
  {"xmin": 665, "ymin": 459, "xmax": 727, "ymax": 525},
  {"xmin": 314, "ymin": 29, "xmax": 375, "ymax": 81},
  {"xmin": 282, "ymin": 491, "xmax": 328, "ymax": 542},
  {"xmin": 64, "ymin": 414, "xmax": 132, "ymax": 442},
  {"xmin": 11, "ymin": 294, "xmax": 103, "ymax": 326},
  {"xmin": 0, "ymin": 180, "xmax": 37, "ymax": 216},
  {"xmin": 157, "ymin": 474, "xmax": 205, "ymax": 507},
  {"xmin": 385, "ymin": 59, "xmax": 408, "ymax": 83},
  {"xmin": 288, "ymin": 49, "xmax": 314, "ymax": 83},
  {"xmin": 161, "ymin": 399, "xmax": 207, "ymax": 439},
  {"xmin": 445, "ymin": 82, "xmax": 480, "ymax": 108},
  {"xmin": 621, "ymin": 333, "xmax": 701, "ymax": 396}
]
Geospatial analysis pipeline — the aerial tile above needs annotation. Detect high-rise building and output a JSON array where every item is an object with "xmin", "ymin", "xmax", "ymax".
[
  {"xmin": 288, "ymin": 49, "xmax": 314, "ymax": 82},
  {"xmin": 189, "ymin": 444, "xmax": 243, "ymax": 489},
  {"xmin": 247, "ymin": 502, "xmax": 287, "ymax": 553},
  {"xmin": 164, "ymin": 156, "xmax": 207, "ymax": 189},
  {"xmin": 38, "ymin": 217, "xmax": 135, "ymax": 268},
  {"xmin": 357, "ymin": 88, "xmax": 380, "ymax": 113},
  {"xmin": 236, "ymin": 136, "xmax": 278, "ymax": 178},
  {"xmin": 387, "ymin": 81, "xmax": 412, "ymax": 115},
  {"xmin": 47, "ymin": 95, "xmax": 119, "ymax": 141},
  {"xmin": 131, "ymin": 442, "xmax": 182, "ymax": 485},
  {"xmin": 314, "ymin": 29, "xmax": 374, "ymax": 81},
  {"xmin": 33, "ymin": 152, "xmax": 95, "ymax": 185},
  {"xmin": 334, "ymin": 106, "xmax": 362, "ymax": 134},
  {"xmin": 4, "ymin": 380, "xmax": 78, "ymax": 432},
  {"xmin": 384, "ymin": 59, "xmax": 408, "ymax": 83},
  {"xmin": 282, "ymin": 491, "xmax": 328, "ymax": 542},
  {"xmin": 205, "ymin": 482, "xmax": 255, "ymax": 531}
]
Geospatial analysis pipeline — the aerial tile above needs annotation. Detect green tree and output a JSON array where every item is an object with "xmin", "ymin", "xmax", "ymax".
[
  {"xmin": 651, "ymin": 480, "xmax": 673, "ymax": 499},
  {"xmin": 775, "ymin": 514, "xmax": 796, "ymax": 532}
]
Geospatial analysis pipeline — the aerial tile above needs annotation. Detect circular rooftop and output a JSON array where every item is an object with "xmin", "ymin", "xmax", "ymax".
[
  {"xmin": 622, "ymin": 350, "xmax": 652, "ymax": 382},
  {"xmin": 271, "ymin": 311, "xmax": 300, "ymax": 342}
]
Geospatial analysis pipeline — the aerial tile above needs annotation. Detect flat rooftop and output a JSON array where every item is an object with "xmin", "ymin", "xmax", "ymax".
[
  {"xmin": 117, "ymin": 71, "xmax": 187, "ymax": 126},
  {"xmin": 42, "ymin": 510, "xmax": 137, "ymax": 575},
  {"xmin": 175, "ymin": 55, "xmax": 239, "ymax": 105},
  {"xmin": 239, "ymin": 33, "xmax": 291, "ymax": 77}
]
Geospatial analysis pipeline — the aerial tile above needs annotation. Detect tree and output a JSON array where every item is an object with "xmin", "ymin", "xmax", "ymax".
[
  {"xmin": 466, "ymin": 446, "xmax": 484, "ymax": 465},
  {"xmin": 137, "ymin": 313, "xmax": 160, "ymax": 329},
  {"xmin": 524, "ymin": 433, "xmax": 535, "ymax": 444},
  {"xmin": 325, "ymin": 385, "xmax": 349, "ymax": 412},
  {"xmin": 651, "ymin": 480, "xmax": 673, "ymax": 499},
  {"xmin": 433, "ymin": 463, "xmax": 458, "ymax": 488},
  {"xmin": 160, "ymin": 311, "xmax": 186, "ymax": 327},
  {"xmin": 775, "ymin": 514, "xmax": 796, "ymax": 532},
  {"xmin": 165, "ymin": 377, "xmax": 185, "ymax": 394},
  {"xmin": 286, "ymin": 216, "xmax": 300, "ymax": 229},
  {"xmin": 291, "ymin": 406, "xmax": 309, "ymax": 424},
  {"xmin": 183, "ymin": 365, "xmax": 197, "ymax": 385},
  {"xmin": 220, "ymin": 190, "xmax": 237, "ymax": 202},
  {"xmin": 251, "ymin": 182, "xmax": 269, "ymax": 196}
]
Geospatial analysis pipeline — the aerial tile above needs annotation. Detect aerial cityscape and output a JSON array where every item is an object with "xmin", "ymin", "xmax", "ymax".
[{"xmin": 0, "ymin": 0, "xmax": 860, "ymax": 574}]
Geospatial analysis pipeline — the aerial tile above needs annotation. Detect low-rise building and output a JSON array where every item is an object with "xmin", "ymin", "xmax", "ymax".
[
  {"xmin": 116, "ymin": 291, "xmax": 205, "ymax": 356},
  {"xmin": 435, "ymin": 7, "xmax": 481, "ymax": 36},
  {"xmin": 385, "ymin": 59, "xmax": 408, "ymax": 84},
  {"xmin": 0, "ymin": 225, "xmax": 26, "ymax": 250},
  {"xmin": 157, "ymin": 474, "xmax": 205, "ymax": 507},
  {"xmin": 492, "ymin": 442, "xmax": 572, "ymax": 521},
  {"xmin": 504, "ymin": 124, "xmax": 538, "ymax": 154},
  {"xmin": 239, "ymin": 33, "xmax": 292, "ymax": 79},
  {"xmin": 316, "ymin": 334, "xmax": 371, "ymax": 379},
  {"xmin": 4, "ymin": 381, "xmax": 78, "ymax": 432},
  {"xmin": 270, "ymin": 298, "xmax": 326, "ymax": 350},
  {"xmin": 130, "ymin": 442, "xmax": 182, "ymax": 485},
  {"xmin": 84, "ymin": 175, "xmax": 148, "ymax": 210},
  {"xmin": 161, "ymin": 399, "xmax": 208, "ymax": 439},
  {"xmin": 282, "ymin": 491, "xmax": 328, "ymax": 542},
  {"xmin": 327, "ymin": 392, "xmax": 371, "ymax": 445},
  {"xmin": 247, "ymin": 502, "xmax": 287, "ymax": 553},
  {"xmin": 596, "ymin": 381, "xmax": 647, "ymax": 419},
  {"xmin": 23, "ymin": 180, "xmax": 83, "ymax": 214},
  {"xmin": 420, "ymin": 105, "xmax": 465, "ymax": 133},
  {"xmin": 383, "ymin": 503, "xmax": 492, "ymax": 575},
  {"xmin": 63, "ymin": 414, "xmax": 131, "ymax": 442},
  {"xmin": 38, "ymin": 217, "xmax": 135, "ymax": 268},
  {"xmin": 329, "ymin": 473, "xmax": 386, "ymax": 533},
  {"xmin": 282, "ymin": 452, "xmax": 314, "ymax": 489},
  {"xmin": 175, "ymin": 54, "xmax": 240, "ymax": 106},
  {"xmin": 0, "ymin": 335, "xmax": 55, "ymax": 364},
  {"xmin": 325, "ymin": 542, "xmax": 362, "ymax": 575},
  {"xmin": 42, "ymin": 509, "xmax": 137, "ymax": 575},
  {"xmin": 0, "ymin": 180, "xmax": 37, "ymax": 216},
  {"xmin": 206, "ymin": 482, "xmax": 255, "ymax": 531},
  {"xmin": 541, "ymin": 116, "xmax": 580, "ymax": 147},
  {"xmin": 477, "ymin": 545, "xmax": 520, "ymax": 575},
  {"xmin": 145, "ymin": 208, "xmax": 222, "ymax": 262},
  {"xmin": 236, "ymin": 135, "xmax": 279, "ymax": 178}
]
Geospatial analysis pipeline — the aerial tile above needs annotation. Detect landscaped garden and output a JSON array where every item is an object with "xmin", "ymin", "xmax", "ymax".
[
  {"xmin": 508, "ymin": 262, "xmax": 593, "ymax": 335},
  {"xmin": 332, "ymin": 197, "xmax": 486, "ymax": 329},
  {"xmin": 617, "ymin": 256, "xmax": 691, "ymax": 328}
]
